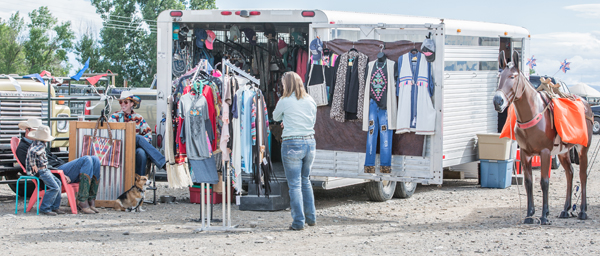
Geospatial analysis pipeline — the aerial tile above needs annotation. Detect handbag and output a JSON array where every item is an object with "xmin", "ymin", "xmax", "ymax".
[
  {"xmin": 81, "ymin": 118, "xmax": 122, "ymax": 168},
  {"xmin": 306, "ymin": 63, "xmax": 328, "ymax": 106}
]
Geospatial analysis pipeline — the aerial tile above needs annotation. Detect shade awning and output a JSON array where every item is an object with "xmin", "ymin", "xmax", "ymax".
[{"xmin": 569, "ymin": 83, "xmax": 600, "ymax": 98}]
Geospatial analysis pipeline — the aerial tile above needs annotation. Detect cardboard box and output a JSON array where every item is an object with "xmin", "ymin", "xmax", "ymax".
[
  {"xmin": 480, "ymin": 159, "xmax": 513, "ymax": 189},
  {"xmin": 477, "ymin": 133, "xmax": 512, "ymax": 160}
]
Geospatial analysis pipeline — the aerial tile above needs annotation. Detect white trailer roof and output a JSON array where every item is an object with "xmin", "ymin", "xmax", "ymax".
[{"xmin": 157, "ymin": 9, "xmax": 529, "ymax": 38}]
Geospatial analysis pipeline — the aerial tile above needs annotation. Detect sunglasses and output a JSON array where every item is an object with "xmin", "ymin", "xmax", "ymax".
[{"xmin": 119, "ymin": 100, "xmax": 131, "ymax": 105}]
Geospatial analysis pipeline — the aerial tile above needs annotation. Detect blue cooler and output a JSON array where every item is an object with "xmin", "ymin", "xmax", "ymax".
[{"xmin": 480, "ymin": 159, "xmax": 513, "ymax": 189}]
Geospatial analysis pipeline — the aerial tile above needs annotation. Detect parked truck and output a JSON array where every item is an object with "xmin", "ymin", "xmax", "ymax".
[{"xmin": 154, "ymin": 9, "xmax": 530, "ymax": 201}]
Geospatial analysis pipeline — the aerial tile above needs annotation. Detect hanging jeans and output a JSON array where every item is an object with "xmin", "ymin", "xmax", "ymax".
[
  {"xmin": 365, "ymin": 99, "xmax": 393, "ymax": 168},
  {"xmin": 281, "ymin": 137, "xmax": 317, "ymax": 230},
  {"xmin": 135, "ymin": 135, "xmax": 166, "ymax": 176}
]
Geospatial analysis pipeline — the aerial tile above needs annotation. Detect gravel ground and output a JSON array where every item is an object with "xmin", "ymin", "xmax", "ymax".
[{"xmin": 2, "ymin": 136, "xmax": 600, "ymax": 255}]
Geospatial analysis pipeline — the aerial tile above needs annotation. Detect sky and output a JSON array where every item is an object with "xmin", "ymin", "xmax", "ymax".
[{"xmin": 1, "ymin": 0, "xmax": 599, "ymax": 86}]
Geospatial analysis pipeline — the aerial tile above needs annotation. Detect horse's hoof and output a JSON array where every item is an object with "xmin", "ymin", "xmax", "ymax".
[
  {"xmin": 524, "ymin": 217, "xmax": 535, "ymax": 224},
  {"xmin": 559, "ymin": 211, "xmax": 570, "ymax": 218},
  {"xmin": 578, "ymin": 212, "xmax": 588, "ymax": 220},
  {"xmin": 540, "ymin": 217, "xmax": 551, "ymax": 225}
]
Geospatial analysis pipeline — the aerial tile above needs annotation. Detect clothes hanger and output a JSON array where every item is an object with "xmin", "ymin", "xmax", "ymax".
[
  {"xmin": 349, "ymin": 42, "xmax": 358, "ymax": 52},
  {"xmin": 410, "ymin": 42, "xmax": 419, "ymax": 55},
  {"xmin": 377, "ymin": 44, "xmax": 386, "ymax": 62}
]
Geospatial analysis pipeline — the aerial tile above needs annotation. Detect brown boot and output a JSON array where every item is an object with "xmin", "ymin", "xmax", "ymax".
[
  {"xmin": 88, "ymin": 176, "xmax": 100, "ymax": 213},
  {"xmin": 364, "ymin": 166, "xmax": 375, "ymax": 173},
  {"xmin": 77, "ymin": 174, "xmax": 95, "ymax": 214},
  {"xmin": 77, "ymin": 200, "xmax": 96, "ymax": 214},
  {"xmin": 380, "ymin": 166, "xmax": 392, "ymax": 174},
  {"xmin": 88, "ymin": 199, "xmax": 100, "ymax": 213}
]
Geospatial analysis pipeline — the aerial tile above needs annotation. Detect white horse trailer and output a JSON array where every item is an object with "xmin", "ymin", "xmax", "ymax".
[{"xmin": 156, "ymin": 9, "xmax": 530, "ymax": 201}]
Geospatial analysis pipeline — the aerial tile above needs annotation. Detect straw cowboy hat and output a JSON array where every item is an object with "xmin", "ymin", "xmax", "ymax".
[
  {"xmin": 119, "ymin": 91, "xmax": 141, "ymax": 108},
  {"xmin": 18, "ymin": 118, "xmax": 42, "ymax": 130},
  {"xmin": 28, "ymin": 125, "xmax": 55, "ymax": 142}
]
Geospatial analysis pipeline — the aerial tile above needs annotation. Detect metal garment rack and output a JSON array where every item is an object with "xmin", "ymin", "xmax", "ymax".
[{"xmin": 194, "ymin": 59, "xmax": 259, "ymax": 232}]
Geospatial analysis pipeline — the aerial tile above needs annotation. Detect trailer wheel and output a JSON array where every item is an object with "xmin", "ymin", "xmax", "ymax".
[
  {"xmin": 365, "ymin": 180, "xmax": 396, "ymax": 202},
  {"xmin": 551, "ymin": 155, "xmax": 560, "ymax": 170},
  {"xmin": 393, "ymin": 181, "xmax": 417, "ymax": 198}
]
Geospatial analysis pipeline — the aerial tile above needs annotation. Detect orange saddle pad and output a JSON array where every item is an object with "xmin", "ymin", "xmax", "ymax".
[
  {"xmin": 553, "ymin": 98, "xmax": 588, "ymax": 146},
  {"xmin": 499, "ymin": 99, "xmax": 588, "ymax": 146}
]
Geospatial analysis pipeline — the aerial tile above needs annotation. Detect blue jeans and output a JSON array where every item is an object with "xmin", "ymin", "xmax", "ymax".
[
  {"xmin": 61, "ymin": 156, "xmax": 101, "ymax": 183},
  {"xmin": 281, "ymin": 138, "xmax": 316, "ymax": 229},
  {"xmin": 38, "ymin": 168, "xmax": 61, "ymax": 213},
  {"xmin": 365, "ymin": 99, "xmax": 393, "ymax": 167},
  {"xmin": 135, "ymin": 135, "xmax": 166, "ymax": 176}
]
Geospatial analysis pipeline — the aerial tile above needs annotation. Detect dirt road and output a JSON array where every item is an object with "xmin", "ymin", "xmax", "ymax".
[{"xmin": 2, "ymin": 144, "xmax": 600, "ymax": 255}]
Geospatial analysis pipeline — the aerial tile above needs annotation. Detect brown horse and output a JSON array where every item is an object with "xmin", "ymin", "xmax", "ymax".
[{"xmin": 493, "ymin": 51, "xmax": 593, "ymax": 225}]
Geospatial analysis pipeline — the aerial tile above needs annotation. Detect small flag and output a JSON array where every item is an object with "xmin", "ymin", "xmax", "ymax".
[
  {"xmin": 526, "ymin": 55, "xmax": 536, "ymax": 69},
  {"xmin": 560, "ymin": 59, "xmax": 571, "ymax": 73},
  {"xmin": 71, "ymin": 57, "xmax": 90, "ymax": 81},
  {"xmin": 23, "ymin": 73, "xmax": 45, "ymax": 85},
  {"xmin": 86, "ymin": 73, "xmax": 107, "ymax": 86},
  {"xmin": 39, "ymin": 70, "xmax": 52, "ymax": 78}
]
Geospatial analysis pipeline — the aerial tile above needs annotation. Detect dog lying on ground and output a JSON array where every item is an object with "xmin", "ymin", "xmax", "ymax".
[{"xmin": 113, "ymin": 174, "xmax": 150, "ymax": 212}]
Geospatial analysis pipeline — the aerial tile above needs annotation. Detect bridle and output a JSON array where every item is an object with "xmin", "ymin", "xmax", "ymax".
[{"xmin": 496, "ymin": 65, "xmax": 527, "ymax": 109}]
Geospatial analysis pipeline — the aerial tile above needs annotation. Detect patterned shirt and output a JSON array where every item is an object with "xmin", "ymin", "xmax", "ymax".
[
  {"xmin": 26, "ymin": 140, "xmax": 48, "ymax": 176},
  {"xmin": 108, "ymin": 110, "xmax": 152, "ymax": 142}
]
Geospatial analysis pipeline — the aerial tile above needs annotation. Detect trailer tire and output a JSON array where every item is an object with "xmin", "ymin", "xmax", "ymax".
[
  {"xmin": 393, "ymin": 181, "xmax": 417, "ymax": 198},
  {"xmin": 365, "ymin": 180, "xmax": 396, "ymax": 202},
  {"xmin": 551, "ymin": 155, "xmax": 560, "ymax": 170}
]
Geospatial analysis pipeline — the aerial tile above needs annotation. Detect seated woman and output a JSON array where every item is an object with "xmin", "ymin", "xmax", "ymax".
[{"xmin": 108, "ymin": 91, "xmax": 166, "ymax": 176}]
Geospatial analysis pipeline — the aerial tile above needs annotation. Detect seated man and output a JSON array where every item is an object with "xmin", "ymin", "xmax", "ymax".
[
  {"xmin": 17, "ymin": 118, "xmax": 100, "ymax": 214},
  {"xmin": 108, "ymin": 91, "xmax": 166, "ymax": 176}
]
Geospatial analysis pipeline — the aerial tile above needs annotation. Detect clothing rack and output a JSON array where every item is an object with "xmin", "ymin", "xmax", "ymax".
[{"xmin": 223, "ymin": 59, "xmax": 260, "ymax": 85}]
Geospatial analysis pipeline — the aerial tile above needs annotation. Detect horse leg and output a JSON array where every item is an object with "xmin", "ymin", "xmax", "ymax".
[
  {"xmin": 557, "ymin": 152, "xmax": 574, "ymax": 218},
  {"xmin": 522, "ymin": 154, "xmax": 535, "ymax": 224},
  {"xmin": 539, "ymin": 149, "xmax": 552, "ymax": 225},
  {"xmin": 578, "ymin": 145, "xmax": 589, "ymax": 220}
]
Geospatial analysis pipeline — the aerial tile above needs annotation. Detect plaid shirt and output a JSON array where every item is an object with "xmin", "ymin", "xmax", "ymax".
[{"xmin": 26, "ymin": 140, "xmax": 48, "ymax": 176}]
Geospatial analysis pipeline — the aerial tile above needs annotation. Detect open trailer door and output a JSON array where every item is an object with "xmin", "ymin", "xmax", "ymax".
[{"xmin": 307, "ymin": 22, "xmax": 445, "ymax": 191}]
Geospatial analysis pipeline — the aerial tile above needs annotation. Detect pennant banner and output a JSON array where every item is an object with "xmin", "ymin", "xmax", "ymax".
[{"xmin": 71, "ymin": 57, "xmax": 90, "ymax": 81}]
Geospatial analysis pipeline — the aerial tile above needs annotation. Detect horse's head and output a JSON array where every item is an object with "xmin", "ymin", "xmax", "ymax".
[{"xmin": 493, "ymin": 50, "xmax": 522, "ymax": 113}]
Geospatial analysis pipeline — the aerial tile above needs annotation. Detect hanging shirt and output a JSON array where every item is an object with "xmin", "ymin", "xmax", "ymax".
[
  {"xmin": 109, "ymin": 110, "xmax": 152, "ymax": 143},
  {"xmin": 179, "ymin": 94, "xmax": 211, "ymax": 160}
]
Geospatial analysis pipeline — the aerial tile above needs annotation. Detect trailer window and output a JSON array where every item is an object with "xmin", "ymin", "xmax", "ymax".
[
  {"xmin": 445, "ymin": 35, "xmax": 500, "ymax": 46},
  {"xmin": 444, "ymin": 61, "xmax": 498, "ymax": 71}
]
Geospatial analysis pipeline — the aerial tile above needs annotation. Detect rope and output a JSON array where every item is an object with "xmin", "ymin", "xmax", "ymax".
[{"xmin": 570, "ymin": 136, "xmax": 600, "ymax": 216}]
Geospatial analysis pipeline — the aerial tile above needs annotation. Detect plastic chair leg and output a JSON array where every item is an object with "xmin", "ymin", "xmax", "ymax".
[
  {"xmin": 65, "ymin": 184, "xmax": 78, "ymax": 214},
  {"xmin": 16, "ymin": 177, "xmax": 41, "ymax": 215}
]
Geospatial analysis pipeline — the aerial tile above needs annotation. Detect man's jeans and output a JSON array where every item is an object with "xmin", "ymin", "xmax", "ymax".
[
  {"xmin": 135, "ymin": 135, "xmax": 166, "ymax": 176},
  {"xmin": 365, "ymin": 99, "xmax": 393, "ymax": 167},
  {"xmin": 281, "ymin": 138, "xmax": 317, "ymax": 230},
  {"xmin": 38, "ymin": 168, "xmax": 61, "ymax": 213},
  {"xmin": 61, "ymin": 156, "xmax": 101, "ymax": 183}
]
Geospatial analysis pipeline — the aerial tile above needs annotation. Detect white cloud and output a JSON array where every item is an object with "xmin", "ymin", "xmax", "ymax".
[
  {"xmin": 531, "ymin": 32, "xmax": 600, "ymax": 85},
  {"xmin": 564, "ymin": 4, "xmax": 600, "ymax": 18}
]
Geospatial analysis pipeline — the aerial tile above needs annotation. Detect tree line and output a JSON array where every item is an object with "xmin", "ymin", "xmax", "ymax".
[{"xmin": 0, "ymin": 0, "xmax": 216, "ymax": 87}]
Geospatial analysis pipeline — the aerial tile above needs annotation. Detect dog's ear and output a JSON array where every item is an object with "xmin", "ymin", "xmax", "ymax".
[{"xmin": 135, "ymin": 174, "xmax": 140, "ymax": 181}]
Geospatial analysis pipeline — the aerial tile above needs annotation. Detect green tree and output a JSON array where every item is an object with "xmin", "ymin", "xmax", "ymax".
[
  {"xmin": 91, "ymin": 0, "xmax": 215, "ymax": 87},
  {"xmin": 23, "ymin": 6, "xmax": 75, "ymax": 76},
  {"xmin": 0, "ymin": 12, "xmax": 27, "ymax": 74},
  {"xmin": 74, "ymin": 29, "xmax": 107, "ymax": 74}
]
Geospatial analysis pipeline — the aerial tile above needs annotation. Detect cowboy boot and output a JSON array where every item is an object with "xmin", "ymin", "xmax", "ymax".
[
  {"xmin": 88, "ymin": 176, "xmax": 100, "ymax": 213},
  {"xmin": 380, "ymin": 166, "xmax": 392, "ymax": 174},
  {"xmin": 77, "ymin": 174, "xmax": 95, "ymax": 214}
]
